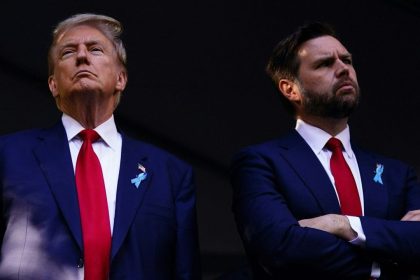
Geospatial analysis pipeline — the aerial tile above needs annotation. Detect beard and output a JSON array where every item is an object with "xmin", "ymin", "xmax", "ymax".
[{"xmin": 299, "ymin": 79, "xmax": 360, "ymax": 119}]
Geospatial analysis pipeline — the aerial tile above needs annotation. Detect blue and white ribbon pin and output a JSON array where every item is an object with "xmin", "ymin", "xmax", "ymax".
[
  {"xmin": 373, "ymin": 164, "xmax": 384, "ymax": 185},
  {"xmin": 131, "ymin": 164, "xmax": 148, "ymax": 188}
]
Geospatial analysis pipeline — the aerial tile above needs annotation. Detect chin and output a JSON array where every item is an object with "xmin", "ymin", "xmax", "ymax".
[{"xmin": 71, "ymin": 83, "xmax": 101, "ymax": 94}]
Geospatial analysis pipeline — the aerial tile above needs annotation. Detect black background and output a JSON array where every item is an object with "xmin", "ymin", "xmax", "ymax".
[{"xmin": 1, "ymin": 0, "xmax": 420, "ymax": 278}]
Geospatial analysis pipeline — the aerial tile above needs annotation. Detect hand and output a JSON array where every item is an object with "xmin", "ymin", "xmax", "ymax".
[
  {"xmin": 401, "ymin": 209, "xmax": 420, "ymax": 221},
  {"xmin": 299, "ymin": 214, "xmax": 357, "ymax": 241}
]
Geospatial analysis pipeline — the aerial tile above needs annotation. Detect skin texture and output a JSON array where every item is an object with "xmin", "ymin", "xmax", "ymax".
[
  {"xmin": 299, "ymin": 214, "xmax": 357, "ymax": 240},
  {"xmin": 48, "ymin": 25, "xmax": 127, "ymax": 129},
  {"xmin": 279, "ymin": 35, "xmax": 359, "ymax": 136},
  {"xmin": 401, "ymin": 210, "xmax": 420, "ymax": 221}
]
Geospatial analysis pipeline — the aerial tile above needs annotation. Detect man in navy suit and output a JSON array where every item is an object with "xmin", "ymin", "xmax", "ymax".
[
  {"xmin": 231, "ymin": 22, "xmax": 420, "ymax": 279},
  {"xmin": 0, "ymin": 14, "xmax": 200, "ymax": 279}
]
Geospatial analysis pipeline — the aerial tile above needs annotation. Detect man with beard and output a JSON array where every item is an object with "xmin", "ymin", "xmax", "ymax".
[{"xmin": 231, "ymin": 22, "xmax": 420, "ymax": 279}]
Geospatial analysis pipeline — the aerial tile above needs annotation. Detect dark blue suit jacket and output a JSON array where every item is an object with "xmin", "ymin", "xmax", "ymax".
[
  {"xmin": 0, "ymin": 122, "xmax": 200, "ymax": 279},
  {"xmin": 231, "ymin": 131, "xmax": 420, "ymax": 280}
]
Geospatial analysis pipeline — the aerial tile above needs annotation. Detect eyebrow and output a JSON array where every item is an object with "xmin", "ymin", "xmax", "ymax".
[
  {"xmin": 339, "ymin": 53, "xmax": 352, "ymax": 60},
  {"xmin": 311, "ymin": 52, "xmax": 352, "ymax": 65},
  {"xmin": 58, "ymin": 39, "xmax": 104, "ymax": 50}
]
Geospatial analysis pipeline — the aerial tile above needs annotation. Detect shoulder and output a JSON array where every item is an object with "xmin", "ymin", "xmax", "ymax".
[
  {"xmin": 0, "ymin": 128, "xmax": 42, "ymax": 140},
  {"xmin": 229, "ymin": 132, "xmax": 309, "ymax": 178},
  {"xmin": 121, "ymin": 135, "xmax": 194, "ymax": 192},
  {"xmin": 354, "ymin": 145, "xmax": 407, "ymax": 164},
  {"xmin": 0, "ymin": 128, "xmax": 44, "ymax": 149},
  {"xmin": 121, "ymin": 134, "xmax": 192, "ymax": 171},
  {"xmin": 353, "ymin": 145, "xmax": 414, "ymax": 174},
  {"xmin": 0, "ymin": 121, "xmax": 64, "ymax": 149},
  {"xmin": 233, "ymin": 131, "xmax": 304, "ymax": 160}
]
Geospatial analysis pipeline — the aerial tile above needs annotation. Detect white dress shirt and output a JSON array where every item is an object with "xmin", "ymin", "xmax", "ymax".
[
  {"xmin": 62, "ymin": 113, "xmax": 122, "ymax": 234},
  {"xmin": 295, "ymin": 119, "xmax": 380, "ymax": 278},
  {"xmin": 62, "ymin": 114, "xmax": 122, "ymax": 279},
  {"xmin": 295, "ymin": 119, "xmax": 365, "ymax": 214}
]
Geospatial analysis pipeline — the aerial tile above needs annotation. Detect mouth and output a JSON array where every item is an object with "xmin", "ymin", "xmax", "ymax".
[
  {"xmin": 73, "ymin": 70, "xmax": 96, "ymax": 79},
  {"xmin": 338, "ymin": 84, "xmax": 354, "ymax": 91},
  {"xmin": 334, "ymin": 80, "xmax": 357, "ymax": 93}
]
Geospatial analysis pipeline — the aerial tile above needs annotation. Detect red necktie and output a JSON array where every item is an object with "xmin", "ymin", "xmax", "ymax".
[
  {"xmin": 325, "ymin": 137, "xmax": 362, "ymax": 216},
  {"xmin": 75, "ymin": 129, "xmax": 111, "ymax": 280}
]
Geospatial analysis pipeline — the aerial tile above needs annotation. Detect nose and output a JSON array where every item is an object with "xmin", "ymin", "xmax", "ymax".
[
  {"xmin": 76, "ymin": 46, "xmax": 90, "ymax": 65},
  {"xmin": 335, "ymin": 59, "xmax": 350, "ymax": 77}
]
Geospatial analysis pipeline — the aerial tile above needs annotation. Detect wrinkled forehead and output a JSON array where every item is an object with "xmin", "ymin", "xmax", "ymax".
[
  {"xmin": 298, "ymin": 35, "xmax": 349, "ymax": 60},
  {"xmin": 54, "ymin": 24, "xmax": 111, "ymax": 46}
]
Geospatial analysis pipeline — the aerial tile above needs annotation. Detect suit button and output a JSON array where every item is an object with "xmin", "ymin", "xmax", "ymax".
[{"xmin": 77, "ymin": 258, "xmax": 84, "ymax": 268}]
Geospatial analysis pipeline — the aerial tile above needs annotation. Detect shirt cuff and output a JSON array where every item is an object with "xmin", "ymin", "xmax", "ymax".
[
  {"xmin": 371, "ymin": 262, "xmax": 381, "ymax": 278},
  {"xmin": 346, "ymin": 216, "xmax": 366, "ymax": 246},
  {"xmin": 346, "ymin": 216, "xmax": 381, "ymax": 278}
]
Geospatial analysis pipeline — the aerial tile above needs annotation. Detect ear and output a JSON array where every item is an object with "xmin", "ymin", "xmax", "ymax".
[
  {"xmin": 278, "ymin": 79, "xmax": 302, "ymax": 103},
  {"xmin": 115, "ymin": 70, "xmax": 128, "ymax": 92},
  {"xmin": 48, "ymin": 75, "xmax": 59, "ymax": 97}
]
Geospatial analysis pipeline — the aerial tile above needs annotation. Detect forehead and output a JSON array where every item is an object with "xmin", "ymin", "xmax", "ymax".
[
  {"xmin": 55, "ymin": 24, "xmax": 112, "ymax": 46},
  {"xmin": 297, "ymin": 35, "xmax": 349, "ymax": 60}
]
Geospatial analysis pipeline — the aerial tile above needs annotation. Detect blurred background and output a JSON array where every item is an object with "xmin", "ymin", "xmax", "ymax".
[{"xmin": 1, "ymin": 0, "xmax": 420, "ymax": 278}]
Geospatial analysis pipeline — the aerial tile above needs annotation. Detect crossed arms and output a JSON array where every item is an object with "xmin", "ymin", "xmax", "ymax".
[
  {"xmin": 231, "ymin": 147, "xmax": 420, "ymax": 278},
  {"xmin": 299, "ymin": 210, "xmax": 420, "ymax": 242}
]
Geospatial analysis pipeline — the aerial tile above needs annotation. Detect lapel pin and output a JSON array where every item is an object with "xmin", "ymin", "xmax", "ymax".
[
  {"xmin": 373, "ymin": 163, "xmax": 384, "ymax": 185},
  {"xmin": 131, "ymin": 163, "xmax": 148, "ymax": 189}
]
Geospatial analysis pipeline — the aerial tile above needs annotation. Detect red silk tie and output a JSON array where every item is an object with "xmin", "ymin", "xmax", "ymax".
[
  {"xmin": 75, "ymin": 129, "xmax": 111, "ymax": 280},
  {"xmin": 326, "ymin": 137, "xmax": 362, "ymax": 216}
]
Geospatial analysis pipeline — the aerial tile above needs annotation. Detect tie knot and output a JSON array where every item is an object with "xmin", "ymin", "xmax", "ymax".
[
  {"xmin": 325, "ymin": 137, "xmax": 343, "ymax": 152},
  {"xmin": 79, "ymin": 129, "xmax": 100, "ymax": 143}
]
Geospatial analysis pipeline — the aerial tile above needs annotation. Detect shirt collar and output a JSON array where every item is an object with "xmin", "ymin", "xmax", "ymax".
[
  {"xmin": 61, "ymin": 113, "xmax": 120, "ymax": 151},
  {"xmin": 295, "ymin": 118, "xmax": 354, "ymax": 158}
]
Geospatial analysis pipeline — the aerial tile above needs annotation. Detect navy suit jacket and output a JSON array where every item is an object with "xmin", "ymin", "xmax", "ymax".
[
  {"xmin": 0, "ymin": 122, "xmax": 200, "ymax": 279},
  {"xmin": 231, "ymin": 131, "xmax": 420, "ymax": 280}
]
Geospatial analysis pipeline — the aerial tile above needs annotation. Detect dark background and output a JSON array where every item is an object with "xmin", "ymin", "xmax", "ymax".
[{"xmin": 1, "ymin": 0, "xmax": 420, "ymax": 278}]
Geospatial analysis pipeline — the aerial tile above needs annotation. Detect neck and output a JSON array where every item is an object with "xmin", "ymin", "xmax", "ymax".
[
  {"xmin": 69, "ymin": 110, "xmax": 112, "ymax": 129},
  {"xmin": 58, "ymin": 96, "xmax": 115, "ymax": 129},
  {"xmin": 298, "ymin": 114, "xmax": 348, "ymax": 136}
]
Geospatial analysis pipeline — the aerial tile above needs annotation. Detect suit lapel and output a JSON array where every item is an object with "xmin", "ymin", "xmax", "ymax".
[
  {"xmin": 32, "ymin": 122, "xmax": 83, "ymax": 250},
  {"xmin": 111, "ymin": 135, "xmax": 152, "ymax": 259},
  {"xmin": 280, "ymin": 131, "xmax": 341, "ymax": 214},
  {"xmin": 353, "ymin": 147, "xmax": 388, "ymax": 218}
]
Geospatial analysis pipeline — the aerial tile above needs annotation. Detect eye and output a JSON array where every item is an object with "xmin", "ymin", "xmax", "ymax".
[
  {"xmin": 342, "ymin": 57, "xmax": 353, "ymax": 65},
  {"xmin": 316, "ymin": 59, "xmax": 333, "ymax": 68},
  {"xmin": 90, "ymin": 46, "xmax": 104, "ymax": 54},
  {"xmin": 61, "ymin": 49, "xmax": 75, "ymax": 58}
]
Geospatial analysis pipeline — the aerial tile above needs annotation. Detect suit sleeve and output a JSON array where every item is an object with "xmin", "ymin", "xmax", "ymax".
[
  {"xmin": 231, "ymin": 148, "xmax": 372, "ymax": 278},
  {"xmin": 0, "ymin": 137, "xmax": 4, "ymax": 243},
  {"xmin": 173, "ymin": 165, "xmax": 201, "ymax": 279},
  {"xmin": 361, "ymin": 165, "xmax": 420, "ymax": 274}
]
